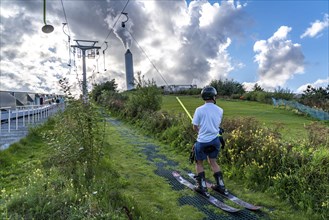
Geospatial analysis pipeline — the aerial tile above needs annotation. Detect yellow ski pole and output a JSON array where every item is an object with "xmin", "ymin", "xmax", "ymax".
[
  {"xmin": 176, "ymin": 96, "xmax": 196, "ymax": 164},
  {"xmin": 176, "ymin": 97, "xmax": 193, "ymax": 121}
]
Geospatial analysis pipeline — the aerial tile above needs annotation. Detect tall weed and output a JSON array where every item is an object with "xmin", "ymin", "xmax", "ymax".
[
  {"xmin": 160, "ymin": 116, "xmax": 195, "ymax": 152},
  {"xmin": 220, "ymin": 117, "xmax": 282, "ymax": 189},
  {"xmin": 219, "ymin": 117, "xmax": 328, "ymax": 218},
  {"xmin": 2, "ymin": 165, "xmax": 134, "ymax": 219},
  {"xmin": 305, "ymin": 122, "xmax": 329, "ymax": 147},
  {"xmin": 43, "ymin": 100, "xmax": 104, "ymax": 190},
  {"xmin": 274, "ymin": 146, "xmax": 329, "ymax": 219},
  {"xmin": 123, "ymin": 85, "xmax": 162, "ymax": 119}
]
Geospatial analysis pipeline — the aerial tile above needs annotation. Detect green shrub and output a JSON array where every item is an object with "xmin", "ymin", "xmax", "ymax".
[
  {"xmin": 124, "ymin": 85, "xmax": 162, "ymax": 119},
  {"xmin": 43, "ymin": 100, "xmax": 104, "ymax": 190},
  {"xmin": 219, "ymin": 117, "xmax": 328, "ymax": 218},
  {"xmin": 305, "ymin": 122, "xmax": 329, "ymax": 147},
  {"xmin": 242, "ymin": 91, "xmax": 256, "ymax": 101},
  {"xmin": 243, "ymin": 91, "xmax": 273, "ymax": 103},
  {"xmin": 231, "ymin": 94, "xmax": 242, "ymax": 99},
  {"xmin": 272, "ymin": 87, "xmax": 294, "ymax": 100},
  {"xmin": 2, "ymin": 165, "xmax": 135, "ymax": 220},
  {"xmin": 220, "ymin": 117, "xmax": 283, "ymax": 189},
  {"xmin": 91, "ymin": 79, "xmax": 118, "ymax": 102},
  {"xmin": 300, "ymin": 85, "xmax": 329, "ymax": 111},
  {"xmin": 274, "ymin": 146, "xmax": 329, "ymax": 219},
  {"xmin": 210, "ymin": 79, "xmax": 245, "ymax": 97},
  {"xmin": 99, "ymin": 90, "xmax": 127, "ymax": 113},
  {"xmin": 160, "ymin": 116, "xmax": 195, "ymax": 153},
  {"xmin": 136, "ymin": 111, "xmax": 178, "ymax": 136}
]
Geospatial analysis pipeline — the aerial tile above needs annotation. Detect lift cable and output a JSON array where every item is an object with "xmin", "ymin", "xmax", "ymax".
[
  {"xmin": 127, "ymin": 30, "xmax": 169, "ymax": 87},
  {"xmin": 100, "ymin": 0, "xmax": 130, "ymax": 48},
  {"xmin": 60, "ymin": 0, "xmax": 71, "ymax": 36}
]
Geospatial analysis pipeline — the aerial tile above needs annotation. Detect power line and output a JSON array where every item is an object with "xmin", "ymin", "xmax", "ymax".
[
  {"xmin": 128, "ymin": 30, "xmax": 169, "ymax": 87},
  {"xmin": 100, "ymin": 0, "xmax": 130, "ymax": 48}
]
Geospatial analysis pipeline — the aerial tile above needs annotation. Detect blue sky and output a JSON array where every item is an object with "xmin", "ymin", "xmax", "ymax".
[
  {"xmin": 226, "ymin": 0, "xmax": 328, "ymax": 92},
  {"xmin": 0, "ymin": 0, "xmax": 328, "ymax": 95}
]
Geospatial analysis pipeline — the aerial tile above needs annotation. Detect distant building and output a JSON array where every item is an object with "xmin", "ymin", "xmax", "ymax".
[
  {"xmin": 0, "ymin": 91, "xmax": 63, "ymax": 109},
  {"xmin": 162, "ymin": 84, "xmax": 197, "ymax": 93}
]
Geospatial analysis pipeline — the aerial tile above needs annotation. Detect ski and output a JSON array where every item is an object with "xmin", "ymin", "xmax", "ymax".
[
  {"xmin": 172, "ymin": 171, "xmax": 240, "ymax": 213},
  {"xmin": 187, "ymin": 172, "xmax": 262, "ymax": 211}
]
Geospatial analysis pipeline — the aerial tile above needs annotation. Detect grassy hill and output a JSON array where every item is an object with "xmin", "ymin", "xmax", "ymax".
[
  {"xmin": 0, "ymin": 114, "xmax": 316, "ymax": 220},
  {"xmin": 161, "ymin": 95, "xmax": 321, "ymax": 140},
  {"xmin": 1, "ymin": 95, "xmax": 327, "ymax": 219}
]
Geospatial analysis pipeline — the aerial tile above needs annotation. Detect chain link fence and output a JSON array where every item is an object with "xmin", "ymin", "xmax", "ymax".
[{"xmin": 272, "ymin": 98, "xmax": 329, "ymax": 121}]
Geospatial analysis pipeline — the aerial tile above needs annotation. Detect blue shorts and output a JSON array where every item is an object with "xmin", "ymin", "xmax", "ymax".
[{"xmin": 194, "ymin": 137, "xmax": 220, "ymax": 161}]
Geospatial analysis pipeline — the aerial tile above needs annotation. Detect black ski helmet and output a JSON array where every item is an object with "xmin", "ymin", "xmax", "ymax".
[{"xmin": 201, "ymin": 86, "xmax": 217, "ymax": 101}]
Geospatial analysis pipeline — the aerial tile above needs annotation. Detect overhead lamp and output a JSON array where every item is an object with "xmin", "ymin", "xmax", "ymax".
[{"xmin": 42, "ymin": 0, "xmax": 54, "ymax": 33}]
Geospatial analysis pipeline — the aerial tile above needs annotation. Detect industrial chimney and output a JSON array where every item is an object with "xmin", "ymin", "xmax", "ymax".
[{"xmin": 125, "ymin": 49, "xmax": 134, "ymax": 90}]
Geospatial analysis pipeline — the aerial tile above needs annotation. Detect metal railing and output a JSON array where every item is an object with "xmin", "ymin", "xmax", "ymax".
[{"xmin": 0, "ymin": 103, "xmax": 65, "ymax": 133}]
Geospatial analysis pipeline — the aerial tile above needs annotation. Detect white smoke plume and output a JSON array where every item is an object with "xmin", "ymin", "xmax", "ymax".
[{"xmin": 111, "ymin": 13, "xmax": 133, "ymax": 49}]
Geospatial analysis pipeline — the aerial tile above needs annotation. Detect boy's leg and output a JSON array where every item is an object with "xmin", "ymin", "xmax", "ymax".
[
  {"xmin": 194, "ymin": 170, "xmax": 209, "ymax": 197},
  {"xmin": 212, "ymin": 171, "xmax": 228, "ymax": 195}
]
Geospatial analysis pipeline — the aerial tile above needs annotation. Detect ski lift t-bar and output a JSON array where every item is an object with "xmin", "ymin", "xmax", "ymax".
[{"xmin": 176, "ymin": 97, "xmax": 193, "ymax": 121}]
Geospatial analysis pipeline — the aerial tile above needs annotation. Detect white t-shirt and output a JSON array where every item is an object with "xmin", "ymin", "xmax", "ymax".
[{"xmin": 192, "ymin": 103, "xmax": 223, "ymax": 143}]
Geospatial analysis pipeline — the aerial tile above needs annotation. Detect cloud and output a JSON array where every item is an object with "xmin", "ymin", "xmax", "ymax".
[
  {"xmin": 0, "ymin": 0, "xmax": 251, "ymax": 94},
  {"xmin": 296, "ymin": 77, "xmax": 329, "ymax": 93},
  {"xmin": 253, "ymin": 26, "xmax": 305, "ymax": 90},
  {"xmin": 242, "ymin": 82, "xmax": 255, "ymax": 92},
  {"xmin": 142, "ymin": 0, "xmax": 250, "ymax": 87},
  {"xmin": 301, "ymin": 13, "xmax": 329, "ymax": 38}
]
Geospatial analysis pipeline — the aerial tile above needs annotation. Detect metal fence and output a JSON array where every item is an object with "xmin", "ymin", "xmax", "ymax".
[
  {"xmin": 0, "ymin": 103, "xmax": 65, "ymax": 150},
  {"xmin": 272, "ymin": 98, "xmax": 329, "ymax": 121}
]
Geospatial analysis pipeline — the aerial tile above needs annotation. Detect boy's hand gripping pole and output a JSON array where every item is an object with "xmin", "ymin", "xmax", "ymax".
[{"xmin": 176, "ymin": 97, "xmax": 193, "ymax": 121}]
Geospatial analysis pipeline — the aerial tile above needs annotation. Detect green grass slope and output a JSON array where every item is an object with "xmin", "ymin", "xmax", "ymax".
[
  {"xmin": 0, "ymin": 115, "xmax": 318, "ymax": 220},
  {"xmin": 162, "ymin": 95, "xmax": 321, "ymax": 140}
]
